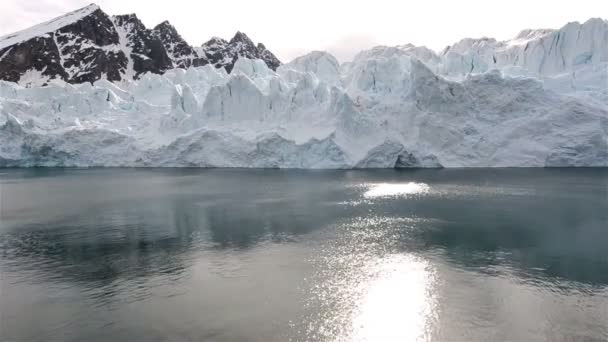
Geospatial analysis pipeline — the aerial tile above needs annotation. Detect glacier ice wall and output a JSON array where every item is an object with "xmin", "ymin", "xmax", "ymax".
[{"xmin": 1, "ymin": 19, "xmax": 607, "ymax": 168}]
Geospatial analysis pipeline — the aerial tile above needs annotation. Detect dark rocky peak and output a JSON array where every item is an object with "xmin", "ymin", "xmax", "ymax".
[
  {"xmin": 0, "ymin": 3, "xmax": 103, "ymax": 49},
  {"xmin": 0, "ymin": 3, "xmax": 282, "ymax": 84},
  {"xmin": 229, "ymin": 31, "xmax": 255, "ymax": 46},
  {"xmin": 153, "ymin": 20, "xmax": 208, "ymax": 68},
  {"xmin": 198, "ymin": 37, "xmax": 229, "ymax": 69},
  {"xmin": 256, "ymin": 42, "xmax": 281, "ymax": 71},
  {"xmin": 112, "ymin": 13, "xmax": 146, "ymax": 31},
  {"xmin": 199, "ymin": 32, "xmax": 281, "ymax": 73},
  {"xmin": 202, "ymin": 37, "xmax": 229, "ymax": 50},
  {"xmin": 56, "ymin": 6, "xmax": 118, "ymax": 46},
  {"xmin": 0, "ymin": 3, "xmax": 128, "ymax": 84},
  {"xmin": 112, "ymin": 13, "xmax": 173, "ymax": 78},
  {"xmin": 259, "ymin": 49, "xmax": 281, "ymax": 71},
  {"xmin": 54, "ymin": 7, "xmax": 127, "ymax": 83},
  {"xmin": 154, "ymin": 20, "xmax": 177, "ymax": 34},
  {"xmin": 153, "ymin": 21, "xmax": 181, "ymax": 44}
]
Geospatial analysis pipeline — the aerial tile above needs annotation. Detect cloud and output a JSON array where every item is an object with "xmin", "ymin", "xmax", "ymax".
[
  {"xmin": 323, "ymin": 34, "xmax": 379, "ymax": 62},
  {"xmin": 276, "ymin": 34, "xmax": 379, "ymax": 64}
]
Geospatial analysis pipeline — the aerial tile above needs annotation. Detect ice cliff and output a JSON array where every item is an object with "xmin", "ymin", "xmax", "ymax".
[{"xmin": 0, "ymin": 9, "xmax": 606, "ymax": 168}]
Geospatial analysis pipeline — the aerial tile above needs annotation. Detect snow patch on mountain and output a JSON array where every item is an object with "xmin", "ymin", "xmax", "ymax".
[
  {"xmin": 0, "ymin": 4, "xmax": 100, "ymax": 50},
  {"xmin": 197, "ymin": 32, "xmax": 281, "ymax": 73},
  {"xmin": 0, "ymin": 4, "xmax": 281, "ymax": 85}
]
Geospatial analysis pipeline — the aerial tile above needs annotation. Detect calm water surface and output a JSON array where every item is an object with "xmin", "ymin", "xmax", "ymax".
[{"xmin": 1, "ymin": 168, "xmax": 607, "ymax": 341}]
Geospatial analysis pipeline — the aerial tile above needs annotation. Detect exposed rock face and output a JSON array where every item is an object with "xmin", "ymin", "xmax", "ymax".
[
  {"xmin": 0, "ymin": 4, "xmax": 281, "ymax": 85},
  {"xmin": 56, "ymin": 8, "xmax": 127, "ymax": 83},
  {"xmin": 258, "ymin": 42, "xmax": 282, "ymax": 71},
  {"xmin": 198, "ymin": 32, "xmax": 282, "ymax": 72},
  {"xmin": 112, "ymin": 14, "xmax": 173, "ymax": 78},
  {"xmin": 0, "ymin": 36, "xmax": 68, "ymax": 85},
  {"xmin": 153, "ymin": 21, "xmax": 208, "ymax": 68},
  {"xmin": 0, "ymin": 5, "xmax": 128, "ymax": 85}
]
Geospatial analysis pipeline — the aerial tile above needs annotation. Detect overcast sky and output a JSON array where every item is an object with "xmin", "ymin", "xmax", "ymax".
[{"xmin": 1, "ymin": 0, "xmax": 606, "ymax": 62}]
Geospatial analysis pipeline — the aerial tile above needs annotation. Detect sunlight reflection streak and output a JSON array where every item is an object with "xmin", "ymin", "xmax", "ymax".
[
  {"xmin": 351, "ymin": 254, "xmax": 436, "ymax": 341},
  {"xmin": 364, "ymin": 183, "xmax": 430, "ymax": 199}
]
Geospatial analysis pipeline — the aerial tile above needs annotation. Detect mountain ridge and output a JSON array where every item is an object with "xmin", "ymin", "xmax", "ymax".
[{"xmin": 0, "ymin": 3, "xmax": 282, "ymax": 85}]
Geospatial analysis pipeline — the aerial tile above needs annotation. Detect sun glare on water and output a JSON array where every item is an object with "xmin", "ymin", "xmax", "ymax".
[
  {"xmin": 364, "ymin": 182, "xmax": 430, "ymax": 198},
  {"xmin": 308, "ymin": 218, "xmax": 438, "ymax": 340},
  {"xmin": 350, "ymin": 254, "xmax": 437, "ymax": 342}
]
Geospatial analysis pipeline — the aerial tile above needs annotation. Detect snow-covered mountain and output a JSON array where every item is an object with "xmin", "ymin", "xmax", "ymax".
[
  {"xmin": 0, "ymin": 5, "xmax": 606, "ymax": 168},
  {"xmin": 196, "ymin": 32, "xmax": 282, "ymax": 73},
  {"xmin": 0, "ymin": 4, "xmax": 281, "ymax": 85},
  {"xmin": 153, "ymin": 21, "xmax": 208, "ymax": 69}
]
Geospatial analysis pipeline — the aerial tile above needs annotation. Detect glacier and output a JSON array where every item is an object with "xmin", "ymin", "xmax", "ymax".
[{"xmin": 1, "ymin": 19, "xmax": 607, "ymax": 168}]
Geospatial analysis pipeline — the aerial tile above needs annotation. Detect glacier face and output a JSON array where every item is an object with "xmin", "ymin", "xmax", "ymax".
[{"xmin": 1, "ymin": 18, "xmax": 607, "ymax": 168}]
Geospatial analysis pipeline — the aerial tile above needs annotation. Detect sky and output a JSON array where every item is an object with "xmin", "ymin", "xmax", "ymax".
[{"xmin": 0, "ymin": 0, "xmax": 606, "ymax": 62}]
